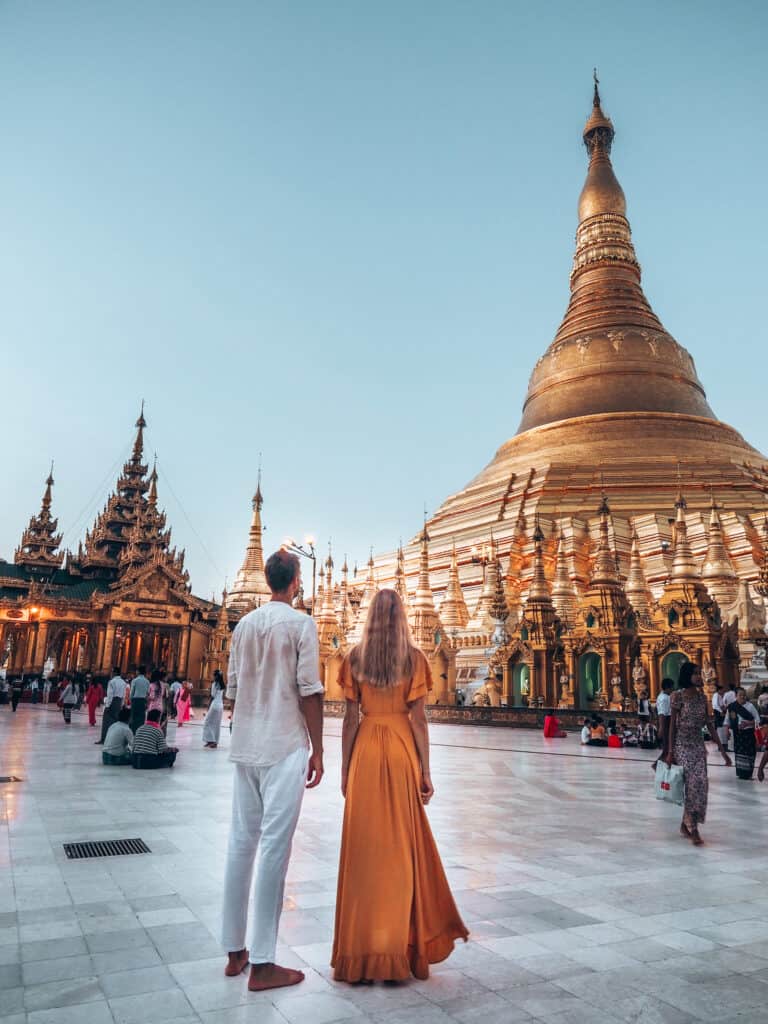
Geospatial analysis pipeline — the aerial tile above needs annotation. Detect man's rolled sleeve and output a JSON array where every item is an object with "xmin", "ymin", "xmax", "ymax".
[{"xmin": 296, "ymin": 616, "xmax": 324, "ymax": 698}]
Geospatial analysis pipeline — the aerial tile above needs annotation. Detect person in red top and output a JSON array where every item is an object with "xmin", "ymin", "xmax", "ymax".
[
  {"xmin": 543, "ymin": 715, "xmax": 567, "ymax": 738},
  {"xmin": 85, "ymin": 678, "xmax": 105, "ymax": 727}
]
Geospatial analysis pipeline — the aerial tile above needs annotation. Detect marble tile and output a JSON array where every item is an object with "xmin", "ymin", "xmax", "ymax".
[{"xmin": 4, "ymin": 708, "xmax": 768, "ymax": 1024}]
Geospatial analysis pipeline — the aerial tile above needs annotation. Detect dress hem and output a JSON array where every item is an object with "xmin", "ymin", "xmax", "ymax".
[{"xmin": 332, "ymin": 928, "xmax": 469, "ymax": 982}]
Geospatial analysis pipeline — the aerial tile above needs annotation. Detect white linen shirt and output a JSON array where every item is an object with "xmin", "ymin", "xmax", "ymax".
[
  {"xmin": 655, "ymin": 691, "xmax": 672, "ymax": 717},
  {"xmin": 105, "ymin": 675, "xmax": 126, "ymax": 704},
  {"xmin": 227, "ymin": 601, "xmax": 323, "ymax": 767}
]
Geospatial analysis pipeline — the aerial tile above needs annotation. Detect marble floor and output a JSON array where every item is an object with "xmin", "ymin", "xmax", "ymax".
[{"xmin": 1, "ymin": 704, "xmax": 767, "ymax": 1024}]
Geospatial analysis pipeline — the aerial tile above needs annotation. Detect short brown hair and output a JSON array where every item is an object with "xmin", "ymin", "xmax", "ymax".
[{"xmin": 266, "ymin": 549, "xmax": 300, "ymax": 593}]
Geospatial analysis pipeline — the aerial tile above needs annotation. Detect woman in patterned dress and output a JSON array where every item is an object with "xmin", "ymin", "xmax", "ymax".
[{"xmin": 666, "ymin": 661, "xmax": 731, "ymax": 845}]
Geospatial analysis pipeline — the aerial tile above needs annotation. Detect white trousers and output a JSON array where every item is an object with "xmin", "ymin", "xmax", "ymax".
[{"xmin": 221, "ymin": 746, "xmax": 308, "ymax": 964}]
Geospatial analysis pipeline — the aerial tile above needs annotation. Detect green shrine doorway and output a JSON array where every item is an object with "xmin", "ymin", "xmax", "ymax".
[
  {"xmin": 579, "ymin": 652, "xmax": 602, "ymax": 705},
  {"xmin": 512, "ymin": 663, "xmax": 530, "ymax": 705},
  {"xmin": 662, "ymin": 651, "xmax": 689, "ymax": 687}
]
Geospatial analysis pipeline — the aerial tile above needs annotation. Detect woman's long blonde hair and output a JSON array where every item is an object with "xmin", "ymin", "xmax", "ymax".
[{"xmin": 350, "ymin": 588, "xmax": 417, "ymax": 688}]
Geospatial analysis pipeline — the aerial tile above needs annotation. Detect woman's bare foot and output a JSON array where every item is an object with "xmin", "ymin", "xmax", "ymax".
[
  {"xmin": 680, "ymin": 823, "xmax": 691, "ymax": 838},
  {"xmin": 690, "ymin": 828, "xmax": 703, "ymax": 846},
  {"xmin": 248, "ymin": 963, "xmax": 305, "ymax": 991},
  {"xmin": 224, "ymin": 949, "xmax": 249, "ymax": 976}
]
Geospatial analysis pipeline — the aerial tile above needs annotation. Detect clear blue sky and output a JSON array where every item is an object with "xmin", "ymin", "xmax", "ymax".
[{"xmin": 2, "ymin": 1, "xmax": 766, "ymax": 598}]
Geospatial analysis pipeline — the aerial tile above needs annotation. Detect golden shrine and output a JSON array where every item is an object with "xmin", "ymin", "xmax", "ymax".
[
  {"xmin": 319, "ymin": 81, "xmax": 768, "ymax": 710},
  {"xmin": 0, "ymin": 408, "xmax": 227, "ymax": 684}
]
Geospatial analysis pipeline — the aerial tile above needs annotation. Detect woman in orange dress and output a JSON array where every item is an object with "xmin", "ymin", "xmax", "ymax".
[{"xmin": 331, "ymin": 589, "xmax": 468, "ymax": 983}]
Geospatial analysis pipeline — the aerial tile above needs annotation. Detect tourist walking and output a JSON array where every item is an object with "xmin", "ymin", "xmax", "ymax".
[
  {"xmin": 175, "ymin": 680, "xmax": 192, "ymax": 726},
  {"xmin": 169, "ymin": 676, "xmax": 181, "ymax": 718},
  {"xmin": 129, "ymin": 665, "xmax": 150, "ymax": 733},
  {"xmin": 666, "ymin": 662, "xmax": 731, "ymax": 845},
  {"xmin": 727, "ymin": 687, "xmax": 760, "ymax": 780},
  {"xmin": 30, "ymin": 678, "xmax": 39, "ymax": 704},
  {"xmin": 203, "ymin": 670, "xmax": 225, "ymax": 748},
  {"xmin": 58, "ymin": 676, "xmax": 78, "ymax": 724},
  {"xmin": 651, "ymin": 678, "xmax": 674, "ymax": 769},
  {"xmin": 331, "ymin": 589, "xmax": 468, "ymax": 983},
  {"xmin": 10, "ymin": 677, "xmax": 23, "ymax": 712},
  {"xmin": 97, "ymin": 667, "xmax": 126, "ymax": 744},
  {"xmin": 85, "ymin": 677, "xmax": 104, "ymax": 727},
  {"xmin": 42, "ymin": 678, "xmax": 52, "ymax": 704},
  {"xmin": 147, "ymin": 670, "xmax": 167, "ymax": 722},
  {"xmin": 221, "ymin": 549, "xmax": 324, "ymax": 993}
]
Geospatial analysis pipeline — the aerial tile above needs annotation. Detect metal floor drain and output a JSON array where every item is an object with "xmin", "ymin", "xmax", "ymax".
[
  {"xmin": 0, "ymin": 776, "xmax": 22, "ymax": 783},
  {"xmin": 63, "ymin": 838, "xmax": 151, "ymax": 859}
]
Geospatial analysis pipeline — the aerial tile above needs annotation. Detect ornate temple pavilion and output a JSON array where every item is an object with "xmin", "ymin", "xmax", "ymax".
[
  {"xmin": 0, "ymin": 409, "xmax": 228, "ymax": 682},
  {"xmin": 350, "ymin": 81, "xmax": 768, "ymax": 709}
]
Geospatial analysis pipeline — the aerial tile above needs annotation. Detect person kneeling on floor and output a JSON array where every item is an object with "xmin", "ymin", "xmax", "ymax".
[
  {"xmin": 132, "ymin": 708, "xmax": 179, "ymax": 769},
  {"xmin": 102, "ymin": 707, "xmax": 134, "ymax": 765}
]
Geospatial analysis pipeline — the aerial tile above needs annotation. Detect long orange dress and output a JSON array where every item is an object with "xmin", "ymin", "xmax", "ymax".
[{"xmin": 331, "ymin": 651, "xmax": 469, "ymax": 982}]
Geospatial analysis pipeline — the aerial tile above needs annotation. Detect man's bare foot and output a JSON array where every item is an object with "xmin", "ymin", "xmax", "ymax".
[
  {"xmin": 224, "ymin": 949, "xmax": 249, "ymax": 976},
  {"xmin": 248, "ymin": 962, "xmax": 305, "ymax": 991}
]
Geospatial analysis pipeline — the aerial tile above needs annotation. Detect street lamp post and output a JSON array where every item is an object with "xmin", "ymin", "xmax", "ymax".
[{"xmin": 282, "ymin": 536, "xmax": 317, "ymax": 613}]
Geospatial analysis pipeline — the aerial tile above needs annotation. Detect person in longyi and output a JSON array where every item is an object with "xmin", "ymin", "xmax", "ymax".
[{"xmin": 331, "ymin": 588, "xmax": 468, "ymax": 983}]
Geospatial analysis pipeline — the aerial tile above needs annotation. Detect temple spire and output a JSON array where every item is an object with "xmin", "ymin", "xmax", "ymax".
[
  {"xmin": 518, "ymin": 79, "xmax": 715, "ymax": 434},
  {"xmin": 411, "ymin": 524, "xmax": 436, "ymax": 613},
  {"xmin": 701, "ymin": 497, "xmax": 738, "ymax": 607},
  {"xmin": 228, "ymin": 473, "xmax": 271, "ymax": 611},
  {"xmin": 670, "ymin": 488, "xmax": 700, "ymax": 582},
  {"xmin": 591, "ymin": 495, "xmax": 620, "ymax": 586},
  {"xmin": 440, "ymin": 541, "xmax": 470, "ymax": 629},
  {"xmin": 394, "ymin": 540, "xmax": 410, "ymax": 608},
  {"xmin": 625, "ymin": 532, "xmax": 651, "ymax": 616},
  {"xmin": 14, "ymin": 465, "xmax": 64, "ymax": 571},
  {"xmin": 551, "ymin": 529, "xmax": 578, "ymax": 623},
  {"xmin": 527, "ymin": 520, "xmax": 551, "ymax": 601}
]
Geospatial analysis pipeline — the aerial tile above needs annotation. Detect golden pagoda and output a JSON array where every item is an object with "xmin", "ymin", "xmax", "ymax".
[
  {"xmin": 228, "ymin": 473, "xmax": 271, "ymax": 612},
  {"xmin": 368, "ymin": 78, "xmax": 765, "ymax": 708}
]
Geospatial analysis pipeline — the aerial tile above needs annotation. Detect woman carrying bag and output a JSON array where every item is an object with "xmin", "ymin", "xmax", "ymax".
[{"xmin": 666, "ymin": 662, "xmax": 731, "ymax": 845}]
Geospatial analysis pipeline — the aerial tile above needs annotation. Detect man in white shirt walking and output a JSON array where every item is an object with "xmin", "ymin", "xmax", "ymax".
[
  {"xmin": 652, "ymin": 677, "xmax": 675, "ymax": 769},
  {"xmin": 97, "ymin": 667, "xmax": 126, "ymax": 745},
  {"xmin": 221, "ymin": 549, "xmax": 324, "ymax": 993}
]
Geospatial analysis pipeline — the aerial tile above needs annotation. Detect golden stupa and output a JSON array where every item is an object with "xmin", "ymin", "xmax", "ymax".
[{"xmin": 373, "ymin": 79, "xmax": 768, "ymax": 677}]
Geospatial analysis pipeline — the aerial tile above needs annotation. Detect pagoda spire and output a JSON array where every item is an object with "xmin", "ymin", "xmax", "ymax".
[
  {"xmin": 132, "ymin": 401, "xmax": 146, "ymax": 462},
  {"xmin": 518, "ymin": 77, "xmax": 715, "ymax": 433},
  {"xmin": 14, "ymin": 464, "xmax": 64, "ymax": 571},
  {"xmin": 440, "ymin": 541, "xmax": 470, "ymax": 629},
  {"xmin": 551, "ymin": 530, "xmax": 578, "ymax": 623},
  {"xmin": 228, "ymin": 470, "xmax": 271, "ymax": 612},
  {"xmin": 625, "ymin": 531, "xmax": 651, "ymax": 616},
  {"xmin": 701, "ymin": 496, "xmax": 738, "ymax": 607},
  {"xmin": 670, "ymin": 488, "xmax": 700, "ymax": 582},
  {"xmin": 338, "ymin": 555, "xmax": 354, "ymax": 637},
  {"xmin": 591, "ymin": 495, "xmax": 620, "ymax": 586},
  {"xmin": 394, "ymin": 541, "xmax": 410, "ymax": 608},
  {"xmin": 527, "ymin": 520, "xmax": 552, "ymax": 602},
  {"xmin": 411, "ymin": 524, "xmax": 436, "ymax": 613},
  {"xmin": 349, "ymin": 549, "xmax": 378, "ymax": 643}
]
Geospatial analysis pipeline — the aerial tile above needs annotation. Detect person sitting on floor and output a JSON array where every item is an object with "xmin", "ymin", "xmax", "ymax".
[
  {"xmin": 132, "ymin": 709, "xmax": 179, "ymax": 769},
  {"xmin": 102, "ymin": 707, "xmax": 134, "ymax": 766},
  {"xmin": 543, "ymin": 714, "xmax": 568, "ymax": 738},
  {"xmin": 580, "ymin": 717, "xmax": 592, "ymax": 745},
  {"xmin": 589, "ymin": 716, "xmax": 608, "ymax": 747}
]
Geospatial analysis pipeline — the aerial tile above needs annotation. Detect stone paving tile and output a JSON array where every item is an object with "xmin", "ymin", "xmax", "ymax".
[{"xmin": 4, "ymin": 710, "xmax": 768, "ymax": 1024}]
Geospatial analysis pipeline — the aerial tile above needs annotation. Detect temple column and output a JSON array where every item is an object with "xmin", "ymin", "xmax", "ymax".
[
  {"xmin": 151, "ymin": 629, "xmax": 160, "ymax": 669},
  {"xmin": 101, "ymin": 624, "xmax": 117, "ymax": 673},
  {"xmin": 24, "ymin": 626, "xmax": 37, "ymax": 672},
  {"xmin": 501, "ymin": 660, "xmax": 511, "ymax": 704},
  {"xmin": 178, "ymin": 628, "xmax": 190, "ymax": 678},
  {"xmin": 649, "ymin": 656, "xmax": 660, "ymax": 701},
  {"xmin": 132, "ymin": 631, "xmax": 142, "ymax": 667},
  {"xmin": 32, "ymin": 621, "xmax": 50, "ymax": 672},
  {"xmin": 95, "ymin": 626, "xmax": 106, "ymax": 670},
  {"xmin": 600, "ymin": 654, "xmax": 610, "ymax": 703}
]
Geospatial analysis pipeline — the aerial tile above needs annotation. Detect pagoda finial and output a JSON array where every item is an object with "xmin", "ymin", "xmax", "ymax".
[
  {"xmin": 254, "ymin": 455, "xmax": 263, "ymax": 509},
  {"xmin": 593, "ymin": 67, "xmax": 600, "ymax": 107},
  {"xmin": 132, "ymin": 401, "xmax": 147, "ymax": 460}
]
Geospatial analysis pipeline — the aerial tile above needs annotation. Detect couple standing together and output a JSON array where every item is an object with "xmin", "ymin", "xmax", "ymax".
[{"xmin": 221, "ymin": 549, "xmax": 467, "ymax": 991}]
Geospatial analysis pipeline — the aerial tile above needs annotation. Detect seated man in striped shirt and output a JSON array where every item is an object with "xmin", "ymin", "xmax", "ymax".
[{"xmin": 132, "ymin": 709, "xmax": 178, "ymax": 769}]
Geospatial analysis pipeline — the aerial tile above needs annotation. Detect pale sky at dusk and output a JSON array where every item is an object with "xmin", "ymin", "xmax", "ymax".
[{"xmin": 2, "ymin": 1, "xmax": 766, "ymax": 599}]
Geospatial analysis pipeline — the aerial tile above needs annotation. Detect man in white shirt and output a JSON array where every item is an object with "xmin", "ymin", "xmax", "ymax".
[
  {"xmin": 721, "ymin": 683, "xmax": 738, "ymax": 751},
  {"xmin": 221, "ymin": 549, "xmax": 324, "ymax": 993},
  {"xmin": 169, "ymin": 678, "xmax": 182, "ymax": 718},
  {"xmin": 129, "ymin": 665, "xmax": 151, "ymax": 733},
  {"xmin": 652, "ymin": 677, "xmax": 675, "ymax": 769},
  {"xmin": 97, "ymin": 667, "xmax": 126, "ymax": 745}
]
